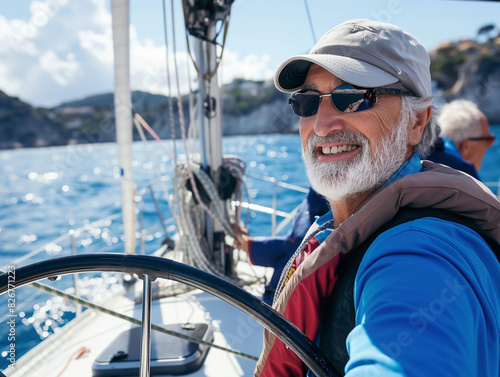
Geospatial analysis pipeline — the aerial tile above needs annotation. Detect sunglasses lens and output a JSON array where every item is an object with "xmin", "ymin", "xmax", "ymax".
[
  {"xmin": 289, "ymin": 84, "xmax": 379, "ymax": 117},
  {"xmin": 331, "ymin": 84, "xmax": 376, "ymax": 113},
  {"xmin": 289, "ymin": 91, "xmax": 320, "ymax": 117}
]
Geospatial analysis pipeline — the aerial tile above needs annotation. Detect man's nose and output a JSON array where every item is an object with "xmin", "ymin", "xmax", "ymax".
[{"xmin": 313, "ymin": 99, "xmax": 345, "ymax": 137}]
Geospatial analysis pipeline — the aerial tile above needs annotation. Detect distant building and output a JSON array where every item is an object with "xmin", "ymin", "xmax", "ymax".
[
  {"xmin": 57, "ymin": 106, "xmax": 94, "ymax": 116},
  {"xmin": 457, "ymin": 40, "xmax": 478, "ymax": 53}
]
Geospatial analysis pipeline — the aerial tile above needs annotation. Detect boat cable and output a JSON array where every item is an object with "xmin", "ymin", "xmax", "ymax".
[
  {"xmin": 165, "ymin": 0, "xmax": 260, "ymax": 285},
  {"xmin": 3, "ymin": 276, "xmax": 260, "ymax": 362},
  {"xmin": 132, "ymin": 111, "xmax": 241, "ymax": 283},
  {"xmin": 133, "ymin": 115, "xmax": 180, "ymax": 230},
  {"xmin": 169, "ymin": 0, "xmax": 228, "ymax": 239},
  {"xmin": 224, "ymin": 155, "xmax": 252, "ymax": 227},
  {"xmin": 175, "ymin": 163, "xmax": 248, "ymax": 285},
  {"xmin": 303, "ymin": 0, "xmax": 317, "ymax": 43},
  {"xmin": 162, "ymin": 0, "xmax": 178, "ymax": 160},
  {"xmin": 132, "ymin": 106, "xmax": 253, "ymax": 284},
  {"xmin": 134, "ymin": 113, "xmax": 175, "ymax": 159},
  {"xmin": 133, "ymin": 0, "xmax": 256, "ymax": 285},
  {"xmin": 183, "ymin": 27, "xmax": 199, "ymax": 160},
  {"xmin": 174, "ymin": 158, "xmax": 246, "ymax": 283}
]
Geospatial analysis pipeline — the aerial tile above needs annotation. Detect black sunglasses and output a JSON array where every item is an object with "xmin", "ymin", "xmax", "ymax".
[
  {"xmin": 288, "ymin": 83, "xmax": 416, "ymax": 117},
  {"xmin": 468, "ymin": 134, "xmax": 495, "ymax": 142}
]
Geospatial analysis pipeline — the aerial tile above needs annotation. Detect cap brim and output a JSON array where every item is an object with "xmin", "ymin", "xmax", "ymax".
[{"xmin": 274, "ymin": 54, "xmax": 399, "ymax": 92}]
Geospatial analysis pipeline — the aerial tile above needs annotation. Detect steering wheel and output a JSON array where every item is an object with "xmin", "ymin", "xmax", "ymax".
[{"xmin": 0, "ymin": 254, "xmax": 337, "ymax": 376}]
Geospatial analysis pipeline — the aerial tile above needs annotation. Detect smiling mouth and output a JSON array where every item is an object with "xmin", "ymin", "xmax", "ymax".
[{"xmin": 320, "ymin": 144, "xmax": 359, "ymax": 155}]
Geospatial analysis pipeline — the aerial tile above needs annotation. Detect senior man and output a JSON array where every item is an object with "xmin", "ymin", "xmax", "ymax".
[
  {"xmin": 429, "ymin": 99, "xmax": 495, "ymax": 179},
  {"xmin": 255, "ymin": 19, "xmax": 500, "ymax": 377}
]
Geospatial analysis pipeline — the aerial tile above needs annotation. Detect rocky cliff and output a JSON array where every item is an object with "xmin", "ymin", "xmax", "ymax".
[
  {"xmin": 430, "ymin": 34, "xmax": 500, "ymax": 122},
  {"xmin": 144, "ymin": 80, "xmax": 296, "ymax": 139}
]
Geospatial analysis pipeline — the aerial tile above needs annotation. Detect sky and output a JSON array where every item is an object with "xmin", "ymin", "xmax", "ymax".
[{"xmin": 0, "ymin": 0, "xmax": 498, "ymax": 107}]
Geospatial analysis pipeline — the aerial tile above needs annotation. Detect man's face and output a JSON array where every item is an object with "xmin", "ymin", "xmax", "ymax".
[
  {"xmin": 466, "ymin": 114, "xmax": 493, "ymax": 170},
  {"xmin": 298, "ymin": 65, "xmax": 413, "ymax": 202}
]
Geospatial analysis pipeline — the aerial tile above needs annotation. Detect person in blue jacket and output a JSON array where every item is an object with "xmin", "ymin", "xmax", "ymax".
[
  {"xmin": 233, "ymin": 188, "xmax": 329, "ymax": 304},
  {"xmin": 427, "ymin": 135, "xmax": 479, "ymax": 179},
  {"xmin": 255, "ymin": 19, "xmax": 500, "ymax": 377},
  {"xmin": 427, "ymin": 99, "xmax": 494, "ymax": 180}
]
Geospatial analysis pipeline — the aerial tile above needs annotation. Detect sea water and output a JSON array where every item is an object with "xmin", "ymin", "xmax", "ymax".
[{"xmin": 0, "ymin": 130, "xmax": 499, "ymax": 369}]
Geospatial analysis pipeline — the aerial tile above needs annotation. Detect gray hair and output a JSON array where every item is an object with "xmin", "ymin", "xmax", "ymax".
[
  {"xmin": 437, "ymin": 100, "xmax": 484, "ymax": 144},
  {"xmin": 400, "ymin": 94, "xmax": 440, "ymax": 158}
]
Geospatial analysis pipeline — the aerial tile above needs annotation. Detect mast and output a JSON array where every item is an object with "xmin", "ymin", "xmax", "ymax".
[
  {"xmin": 111, "ymin": 0, "xmax": 135, "ymax": 254},
  {"xmin": 183, "ymin": 0, "xmax": 234, "ymax": 273}
]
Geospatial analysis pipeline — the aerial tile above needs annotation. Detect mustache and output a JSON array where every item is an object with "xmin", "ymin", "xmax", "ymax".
[{"xmin": 306, "ymin": 130, "xmax": 369, "ymax": 150}]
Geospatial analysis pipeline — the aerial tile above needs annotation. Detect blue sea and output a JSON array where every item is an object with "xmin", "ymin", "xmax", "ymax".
[{"xmin": 1, "ymin": 130, "xmax": 499, "ymax": 369}]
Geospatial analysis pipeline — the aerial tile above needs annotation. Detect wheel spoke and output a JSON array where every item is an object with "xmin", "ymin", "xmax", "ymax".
[{"xmin": 140, "ymin": 273, "xmax": 152, "ymax": 377}]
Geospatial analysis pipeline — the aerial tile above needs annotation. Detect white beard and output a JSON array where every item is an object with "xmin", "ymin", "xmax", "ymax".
[{"xmin": 302, "ymin": 114, "xmax": 410, "ymax": 203}]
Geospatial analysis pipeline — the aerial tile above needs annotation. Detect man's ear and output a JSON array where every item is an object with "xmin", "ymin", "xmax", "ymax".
[
  {"xmin": 457, "ymin": 139, "xmax": 473, "ymax": 161},
  {"xmin": 408, "ymin": 106, "xmax": 432, "ymax": 147}
]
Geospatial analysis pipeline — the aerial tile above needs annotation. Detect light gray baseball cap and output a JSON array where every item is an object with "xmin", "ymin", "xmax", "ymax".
[{"xmin": 274, "ymin": 19, "xmax": 431, "ymax": 97}]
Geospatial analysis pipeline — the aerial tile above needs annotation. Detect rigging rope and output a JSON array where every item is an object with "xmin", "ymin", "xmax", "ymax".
[
  {"xmin": 134, "ymin": 113, "xmax": 175, "ymax": 159},
  {"xmin": 167, "ymin": 0, "xmax": 250, "ymax": 285},
  {"xmin": 132, "ymin": 0, "xmax": 257, "ymax": 286},
  {"xmin": 162, "ymin": 0, "xmax": 178, "ymax": 160},
  {"xmin": 132, "ymin": 1, "xmax": 242, "ymax": 282},
  {"xmin": 303, "ymin": 0, "xmax": 317, "ymax": 43},
  {"xmin": 56, "ymin": 346, "xmax": 90, "ymax": 377},
  {"xmin": 169, "ymin": 0, "xmax": 210, "ymax": 223},
  {"xmin": 173, "ymin": 157, "xmax": 252, "ymax": 286},
  {"xmin": 133, "ymin": 115, "xmax": 179, "ymax": 230}
]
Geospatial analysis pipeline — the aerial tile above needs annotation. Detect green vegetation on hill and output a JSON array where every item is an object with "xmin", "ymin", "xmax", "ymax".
[
  {"xmin": 430, "ymin": 45, "xmax": 470, "ymax": 91},
  {"xmin": 224, "ymin": 79, "xmax": 279, "ymax": 116},
  {"xmin": 60, "ymin": 91, "xmax": 169, "ymax": 109},
  {"xmin": 429, "ymin": 24, "xmax": 500, "ymax": 98}
]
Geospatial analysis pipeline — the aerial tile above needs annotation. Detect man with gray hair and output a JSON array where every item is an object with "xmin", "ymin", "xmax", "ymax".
[
  {"xmin": 433, "ymin": 99, "xmax": 494, "ymax": 177},
  {"xmin": 254, "ymin": 19, "xmax": 500, "ymax": 377}
]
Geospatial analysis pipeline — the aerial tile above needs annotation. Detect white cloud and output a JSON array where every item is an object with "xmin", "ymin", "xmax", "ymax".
[
  {"xmin": 0, "ymin": 0, "xmax": 111, "ymax": 106},
  {"xmin": 78, "ymin": 29, "xmax": 113, "ymax": 64},
  {"xmin": 39, "ymin": 50, "xmax": 80, "ymax": 86},
  {"xmin": 0, "ymin": 0, "xmax": 275, "ymax": 107},
  {"xmin": 219, "ymin": 50, "xmax": 274, "ymax": 84}
]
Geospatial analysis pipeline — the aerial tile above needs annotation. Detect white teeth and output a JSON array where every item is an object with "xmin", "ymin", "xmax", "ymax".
[{"xmin": 321, "ymin": 145, "xmax": 357, "ymax": 155}]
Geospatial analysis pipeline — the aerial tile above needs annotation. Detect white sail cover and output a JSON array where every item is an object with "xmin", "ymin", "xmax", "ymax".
[{"xmin": 111, "ymin": 0, "xmax": 135, "ymax": 254}]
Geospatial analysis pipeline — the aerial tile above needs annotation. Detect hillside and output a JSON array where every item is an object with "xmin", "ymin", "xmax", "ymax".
[
  {"xmin": 0, "ymin": 81, "xmax": 291, "ymax": 149},
  {"xmin": 429, "ymin": 30, "xmax": 500, "ymax": 122},
  {"xmin": 0, "ymin": 91, "xmax": 69, "ymax": 148},
  {"xmin": 59, "ymin": 91, "xmax": 169, "ymax": 109},
  {"xmin": 1, "ymin": 30, "xmax": 500, "ymax": 149}
]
